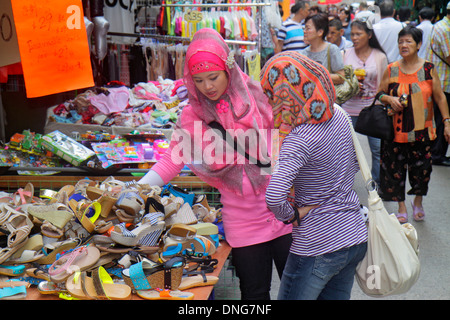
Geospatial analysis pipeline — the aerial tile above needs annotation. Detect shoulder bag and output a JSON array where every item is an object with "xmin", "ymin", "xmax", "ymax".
[
  {"xmin": 327, "ymin": 45, "xmax": 360, "ymax": 105},
  {"xmin": 208, "ymin": 121, "xmax": 271, "ymax": 169},
  {"xmin": 336, "ymin": 105, "xmax": 420, "ymax": 297},
  {"xmin": 354, "ymin": 92, "xmax": 394, "ymax": 141}
]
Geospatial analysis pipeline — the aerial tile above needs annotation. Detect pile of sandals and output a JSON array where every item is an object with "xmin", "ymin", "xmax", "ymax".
[{"xmin": 0, "ymin": 178, "xmax": 222, "ymax": 300}]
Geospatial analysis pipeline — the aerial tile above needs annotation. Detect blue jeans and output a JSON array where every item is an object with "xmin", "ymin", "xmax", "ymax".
[
  {"xmin": 351, "ymin": 116, "xmax": 381, "ymax": 186},
  {"xmin": 277, "ymin": 242, "xmax": 367, "ymax": 300}
]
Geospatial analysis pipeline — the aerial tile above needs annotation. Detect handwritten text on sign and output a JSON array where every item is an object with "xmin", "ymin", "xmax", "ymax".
[{"xmin": 11, "ymin": 0, "xmax": 93, "ymax": 98}]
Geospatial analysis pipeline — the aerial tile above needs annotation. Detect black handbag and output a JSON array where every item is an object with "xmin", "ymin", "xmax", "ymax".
[{"xmin": 354, "ymin": 92, "xmax": 394, "ymax": 141}]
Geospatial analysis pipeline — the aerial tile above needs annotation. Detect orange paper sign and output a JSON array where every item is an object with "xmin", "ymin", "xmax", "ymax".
[{"xmin": 11, "ymin": 0, "xmax": 93, "ymax": 98}]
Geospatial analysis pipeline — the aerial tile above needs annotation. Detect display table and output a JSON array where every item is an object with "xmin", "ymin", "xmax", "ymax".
[{"xmin": 24, "ymin": 241, "xmax": 231, "ymax": 300}]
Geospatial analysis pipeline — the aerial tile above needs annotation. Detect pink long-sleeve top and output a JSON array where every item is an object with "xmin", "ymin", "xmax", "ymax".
[{"xmin": 151, "ymin": 150, "xmax": 292, "ymax": 248}]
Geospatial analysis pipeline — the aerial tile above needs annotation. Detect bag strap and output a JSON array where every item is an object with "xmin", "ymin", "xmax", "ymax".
[
  {"xmin": 334, "ymin": 105, "xmax": 375, "ymax": 190},
  {"xmin": 327, "ymin": 44, "xmax": 331, "ymax": 71},
  {"xmin": 208, "ymin": 121, "xmax": 271, "ymax": 168},
  {"xmin": 430, "ymin": 26, "xmax": 450, "ymax": 68}
]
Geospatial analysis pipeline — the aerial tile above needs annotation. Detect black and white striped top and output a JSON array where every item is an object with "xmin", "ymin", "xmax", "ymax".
[{"xmin": 266, "ymin": 106, "xmax": 368, "ymax": 256}]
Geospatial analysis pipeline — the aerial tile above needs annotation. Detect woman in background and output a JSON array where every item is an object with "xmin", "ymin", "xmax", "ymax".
[
  {"xmin": 341, "ymin": 18, "xmax": 388, "ymax": 186},
  {"xmin": 300, "ymin": 13, "xmax": 345, "ymax": 85},
  {"xmin": 378, "ymin": 26, "xmax": 450, "ymax": 223}
]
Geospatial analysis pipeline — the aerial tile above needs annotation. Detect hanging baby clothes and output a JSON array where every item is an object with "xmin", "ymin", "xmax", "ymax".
[{"xmin": 246, "ymin": 50, "xmax": 261, "ymax": 81}]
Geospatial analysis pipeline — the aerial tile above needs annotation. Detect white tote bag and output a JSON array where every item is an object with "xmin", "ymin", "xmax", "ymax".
[{"xmin": 337, "ymin": 105, "xmax": 421, "ymax": 297}]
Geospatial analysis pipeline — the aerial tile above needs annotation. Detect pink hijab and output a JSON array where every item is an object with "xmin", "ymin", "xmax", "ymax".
[{"xmin": 170, "ymin": 28, "xmax": 273, "ymax": 195}]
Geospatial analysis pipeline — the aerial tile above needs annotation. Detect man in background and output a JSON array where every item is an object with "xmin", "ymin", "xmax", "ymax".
[
  {"xmin": 373, "ymin": 0, "xmax": 405, "ymax": 63},
  {"xmin": 354, "ymin": 1, "xmax": 374, "ymax": 20},
  {"xmin": 327, "ymin": 18, "xmax": 353, "ymax": 51},
  {"xmin": 272, "ymin": 1, "xmax": 310, "ymax": 53},
  {"xmin": 416, "ymin": 7, "xmax": 434, "ymax": 59},
  {"xmin": 426, "ymin": 2, "xmax": 450, "ymax": 166}
]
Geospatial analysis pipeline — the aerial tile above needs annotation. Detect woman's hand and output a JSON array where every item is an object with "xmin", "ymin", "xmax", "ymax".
[
  {"xmin": 444, "ymin": 122, "xmax": 450, "ymax": 143},
  {"xmin": 385, "ymin": 95, "xmax": 404, "ymax": 113},
  {"xmin": 292, "ymin": 205, "xmax": 319, "ymax": 227}
]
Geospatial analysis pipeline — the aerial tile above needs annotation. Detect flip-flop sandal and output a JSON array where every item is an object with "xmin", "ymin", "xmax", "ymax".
[
  {"xmin": 411, "ymin": 200, "xmax": 425, "ymax": 222},
  {"xmin": 136, "ymin": 289, "xmax": 194, "ymax": 300},
  {"xmin": 395, "ymin": 212, "xmax": 408, "ymax": 224},
  {"xmin": 66, "ymin": 266, "xmax": 131, "ymax": 300},
  {"xmin": 48, "ymin": 245, "xmax": 100, "ymax": 283}
]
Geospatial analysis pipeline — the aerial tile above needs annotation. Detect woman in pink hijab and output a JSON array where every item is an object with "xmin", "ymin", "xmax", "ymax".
[{"xmin": 139, "ymin": 28, "xmax": 292, "ymax": 300}]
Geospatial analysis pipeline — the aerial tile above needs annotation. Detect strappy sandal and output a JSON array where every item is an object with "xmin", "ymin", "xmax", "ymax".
[
  {"xmin": 13, "ymin": 183, "xmax": 34, "ymax": 206},
  {"xmin": 41, "ymin": 221, "xmax": 64, "ymax": 239},
  {"xmin": 85, "ymin": 186, "xmax": 118, "ymax": 218},
  {"xmin": 48, "ymin": 245, "xmax": 100, "ymax": 283},
  {"xmin": 121, "ymin": 256, "xmax": 185, "ymax": 292},
  {"xmin": 40, "ymin": 185, "xmax": 75, "ymax": 205},
  {"xmin": 0, "ymin": 204, "xmax": 33, "ymax": 249},
  {"xmin": 161, "ymin": 234, "xmax": 216, "ymax": 261},
  {"xmin": 161, "ymin": 184, "xmax": 196, "ymax": 206},
  {"xmin": 179, "ymin": 270, "xmax": 219, "ymax": 290}
]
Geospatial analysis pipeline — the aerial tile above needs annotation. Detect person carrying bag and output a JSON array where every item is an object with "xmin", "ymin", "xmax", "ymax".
[{"xmin": 337, "ymin": 104, "xmax": 420, "ymax": 297}]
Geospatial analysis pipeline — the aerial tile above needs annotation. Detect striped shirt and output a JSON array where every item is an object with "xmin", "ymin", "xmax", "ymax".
[
  {"xmin": 426, "ymin": 16, "xmax": 450, "ymax": 93},
  {"xmin": 277, "ymin": 18, "xmax": 307, "ymax": 51},
  {"xmin": 266, "ymin": 106, "xmax": 368, "ymax": 256}
]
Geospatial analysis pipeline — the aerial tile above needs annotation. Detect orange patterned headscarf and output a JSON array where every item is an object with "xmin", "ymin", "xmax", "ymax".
[{"xmin": 260, "ymin": 51, "xmax": 336, "ymax": 143}]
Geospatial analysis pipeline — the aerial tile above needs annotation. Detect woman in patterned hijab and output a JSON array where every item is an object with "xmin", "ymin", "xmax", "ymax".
[{"xmin": 260, "ymin": 51, "xmax": 336, "ymax": 145}]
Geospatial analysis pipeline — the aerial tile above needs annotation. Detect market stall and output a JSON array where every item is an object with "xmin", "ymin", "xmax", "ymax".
[{"xmin": 0, "ymin": 0, "xmax": 278, "ymax": 301}]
